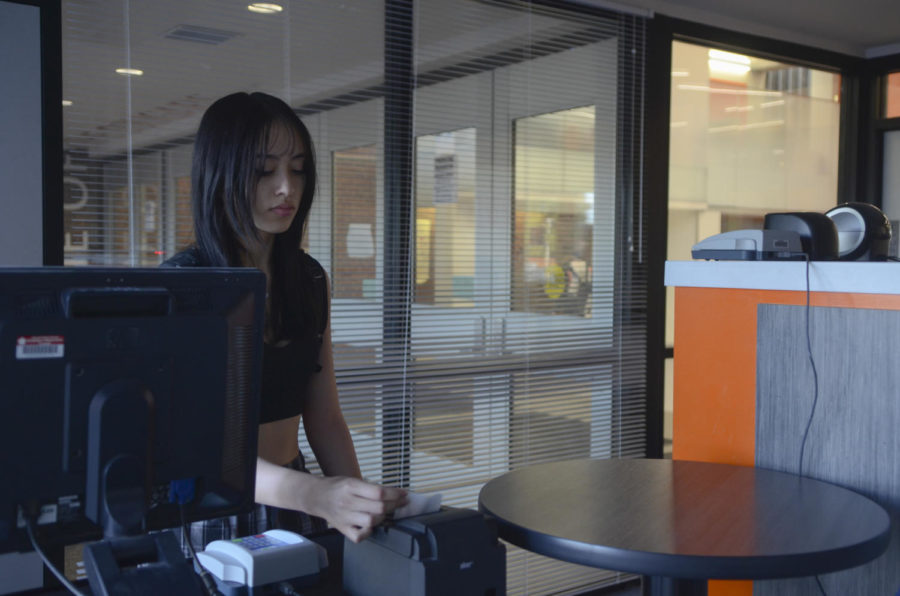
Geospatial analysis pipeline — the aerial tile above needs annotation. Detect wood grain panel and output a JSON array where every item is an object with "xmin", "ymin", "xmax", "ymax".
[{"xmin": 756, "ymin": 304, "xmax": 900, "ymax": 596}]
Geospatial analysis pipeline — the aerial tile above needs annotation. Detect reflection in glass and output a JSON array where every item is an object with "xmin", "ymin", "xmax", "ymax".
[
  {"xmin": 174, "ymin": 176, "xmax": 193, "ymax": 250},
  {"xmin": 668, "ymin": 41, "xmax": 841, "ymax": 234},
  {"xmin": 414, "ymin": 128, "xmax": 476, "ymax": 307},
  {"xmin": 512, "ymin": 106, "xmax": 594, "ymax": 318},
  {"xmin": 412, "ymin": 379, "xmax": 474, "ymax": 466},
  {"xmin": 887, "ymin": 72, "xmax": 900, "ymax": 119},
  {"xmin": 333, "ymin": 145, "xmax": 377, "ymax": 300}
]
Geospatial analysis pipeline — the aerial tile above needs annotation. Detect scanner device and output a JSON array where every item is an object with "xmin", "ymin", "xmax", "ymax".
[
  {"xmin": 195, "ymin": 529, "xmax": 327, "ymax": 596},
  {"xmin": 691, "ymin": 229, "xmax": 805, "ymax": 261}
]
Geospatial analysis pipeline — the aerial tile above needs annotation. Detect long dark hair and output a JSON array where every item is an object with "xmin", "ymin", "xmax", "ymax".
[{"xmin": 192, "ymin": 91, "xmax": 322, "ymax": 341}]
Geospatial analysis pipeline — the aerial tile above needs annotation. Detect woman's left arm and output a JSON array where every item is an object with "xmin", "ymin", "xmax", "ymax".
[
  {"xmin": 301, "ymin": 315, "xmax": 362, "ymax": 479},
  {"xmin": 301, "ymin": 275, "xmax": 407, "ymax": 541}
]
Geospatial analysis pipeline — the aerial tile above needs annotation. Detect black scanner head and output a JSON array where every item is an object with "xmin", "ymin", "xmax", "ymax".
[
  {"xmin": 825, "ymin": 202, "xmax": 892, "ymax": 261},
  {"xmin": 763, "ymin": 212, "xmax": 838, "ymax": 260}
]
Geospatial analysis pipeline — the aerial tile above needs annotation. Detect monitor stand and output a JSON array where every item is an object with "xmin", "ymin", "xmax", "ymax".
[
  {"xmin": 81, "ymin": 380, "xmax": 203, "ymax": 595},
  {"xmin": 84, "ymin": 532, "xmax": 203, "ymax": 596}
]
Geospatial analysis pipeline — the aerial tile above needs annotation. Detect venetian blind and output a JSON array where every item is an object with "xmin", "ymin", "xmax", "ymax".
[{"xmin": 60, "ymin": 1, "xmax": 648, "ymax": 594}]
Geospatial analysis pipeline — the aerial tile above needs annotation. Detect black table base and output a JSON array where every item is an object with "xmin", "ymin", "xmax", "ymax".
[{"xmin": 643, "ymin": 576, "xmax": 707, "ymax": 596}]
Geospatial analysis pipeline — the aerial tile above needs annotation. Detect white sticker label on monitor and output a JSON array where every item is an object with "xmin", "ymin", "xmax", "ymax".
[
  {"xmin": 16, "ymin": 503, "xmax": 58, "ymax": 528},
  {"xmin": 15, "ymin": 335, "xmax": 65, "ymax": 359}
]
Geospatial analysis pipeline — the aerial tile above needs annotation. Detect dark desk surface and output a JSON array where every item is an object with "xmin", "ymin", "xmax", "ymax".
[
  {"xmin": 478, "ymin": 458, "xmax": 891, "ymax": 581},
  {"xmin": 23, "ymin": 530, "xmax": 347, "ymax": 596}
]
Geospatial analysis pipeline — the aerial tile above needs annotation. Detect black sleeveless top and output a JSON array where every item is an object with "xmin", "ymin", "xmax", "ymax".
[{"xmin": 160, "ymin": 247, "xmax": 328, "ymax": 423}]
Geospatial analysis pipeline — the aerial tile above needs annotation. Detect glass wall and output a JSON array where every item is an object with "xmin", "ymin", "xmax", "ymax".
[
  {"xmin": 664, "ymin": 40, "xmax": 842, "ymax": 452},
  {"xmin": 881, "ymin": 71, "xmax": 900, "ymax": 233},
  {"xmin": 59, "ymin": 2, "xmax": 649, "ymax": 593}
]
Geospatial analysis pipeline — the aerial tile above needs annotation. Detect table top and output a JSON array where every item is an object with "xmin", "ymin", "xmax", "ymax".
[{"xmin": 478, "ymin": 458, "xmax": 891, "ymax": 580}]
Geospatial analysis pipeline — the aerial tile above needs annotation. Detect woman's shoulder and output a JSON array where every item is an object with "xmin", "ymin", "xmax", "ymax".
[
  {"xmin": 298, "ymin": 249, "xmax": 326, "ymax": 281},
  {"xmin": 160, "ymin": 246, "xmax": 206, "ymax": 268},
  {"xmin": 297, "ymin": 251, "xmax": 329, "ymax": 330}
]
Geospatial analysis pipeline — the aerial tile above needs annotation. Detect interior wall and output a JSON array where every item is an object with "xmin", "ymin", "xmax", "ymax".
[{"xmin": 0, "ymin": 0, "xmax": 43, "ymax": 267}]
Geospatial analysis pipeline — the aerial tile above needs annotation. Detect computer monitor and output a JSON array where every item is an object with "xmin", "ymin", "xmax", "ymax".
[{"xmin": 0, "ymin": 267, "xmax": 264, "ymax": 557}]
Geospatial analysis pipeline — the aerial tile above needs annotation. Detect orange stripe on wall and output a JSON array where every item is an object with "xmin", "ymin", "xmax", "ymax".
[{"xmin": 671, "ymin": 285, "xmax": 900, "ymax": 596}]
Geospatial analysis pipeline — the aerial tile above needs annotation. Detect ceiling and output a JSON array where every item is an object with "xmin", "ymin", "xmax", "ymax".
[
  {"xmin": 59, "ymin": 0, "xmax": 899, "ymax": 157},
  {"xmin": 61, "ymin": 0, "xmax": 578, "ymax": 155},
  {"xmin": 614, "ymin": 0, "xmax": 900, "ymax": 57}
]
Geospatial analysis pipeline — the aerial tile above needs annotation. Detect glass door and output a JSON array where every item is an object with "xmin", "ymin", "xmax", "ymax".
[
  {"xmin": 497, "ymin": 39, "xmax": 620, "ymax": 466},
  {"xmin": 408, "ymin": 38, "xmax": 621, "ymax": 504},
  {"xmin": 411, "ymin": 72, "xmax": 507, "ymax": 503}
]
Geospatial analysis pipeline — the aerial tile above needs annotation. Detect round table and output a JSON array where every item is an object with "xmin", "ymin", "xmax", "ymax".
[{"xmin": 478, "ymin": 458, "xmax": 891, "ymax": 595}]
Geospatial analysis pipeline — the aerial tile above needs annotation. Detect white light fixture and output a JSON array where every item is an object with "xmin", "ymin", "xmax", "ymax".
[
  {"xmin": 708, "ymin": 49, "xmax": 750, "ymax": 65},
  {"xmin": 115, "ymin": 67, "xmax": 143, "ymax": 76},
  {"xmin": 708, "ymin": 59, "xmax": 751, "ymax": 75},
  {"xmin": 62, "ymin": 100, "xmax": 73, "ymax": 107},
  {"xmin": 708, "ymin": 49, "xmax": 751, "ymax": 76},
  {"xmin": 247, "ymin": 3, "xmax": 282, "ymax": 14}
]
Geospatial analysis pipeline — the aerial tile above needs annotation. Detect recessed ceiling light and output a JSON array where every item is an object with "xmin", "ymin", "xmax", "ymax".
[
  {"xmin": 247, "ymin": 3, "xmax": 282, "ymax": 14},
  {"xmin": 62, "ymin": 100, "xmax": 73, "ymax": 107},
  {"xmin": 115, "ymin": 67, "xmax": 144, "ymax": 76}
]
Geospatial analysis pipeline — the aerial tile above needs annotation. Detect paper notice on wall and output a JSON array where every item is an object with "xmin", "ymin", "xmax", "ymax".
[
  {"xmin": 346, "ymin": 223, "xmax": 375, "ymax": 259},
  {"xmin": 434, "ymin": 154, "xmax": 456, "ymax": 204}
]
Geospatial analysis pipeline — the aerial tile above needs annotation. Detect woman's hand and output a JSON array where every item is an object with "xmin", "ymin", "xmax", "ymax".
[
  {"xmin": 255, "ymin": 458, "xmax": 407, "ymax": 542},
  {"xmin": 309, "ymin": 476, "xmax": 407, "ymax": 542}
]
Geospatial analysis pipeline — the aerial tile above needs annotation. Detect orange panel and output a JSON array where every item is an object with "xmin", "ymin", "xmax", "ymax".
[
  {"xmin": 672, "ymin": 287, "xmax": 776, "ymax": 466},
  {"xmin": 708, "ymin": 580, "xmax": 752, "ymax": 596},
  {"xmin": 671, "ymin": 286, "xmax": 900, "ymax": 596}
]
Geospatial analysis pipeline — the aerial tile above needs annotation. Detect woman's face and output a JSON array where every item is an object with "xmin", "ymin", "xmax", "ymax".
[{"xmin": 252, "ymin": 123, "xmax": 306, "ymax": 239}]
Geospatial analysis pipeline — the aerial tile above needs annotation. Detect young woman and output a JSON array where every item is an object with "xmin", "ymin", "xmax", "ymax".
[{"xmin": 162, "ymin": 92, "xmax": 406, "ymax": 546}]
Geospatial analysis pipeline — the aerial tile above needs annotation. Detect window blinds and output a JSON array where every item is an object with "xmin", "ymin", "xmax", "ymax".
[{"xmin": 60, "ymin": 1, "xmax": 648, "ymax": 593}]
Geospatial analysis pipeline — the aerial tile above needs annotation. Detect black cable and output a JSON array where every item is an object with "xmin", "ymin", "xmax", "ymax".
[
  {"xmin": 180, "ymin": 506, "xmax": 223, "ymax": 596},
  {"xmin": 799, "ymin": 257, "xmax": 827, "ymax": 596},
  {"xmin": 24, "ymin": 516, "xmax": 87, "ymax": 596},
  {"xmin": 797, "ymin": 255, "xmax": 820, "ymax": 479}
]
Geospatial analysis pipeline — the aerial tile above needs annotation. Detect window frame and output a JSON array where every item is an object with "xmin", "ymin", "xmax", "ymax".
[
  {"xmin": 644, "ymin": 14, "xmax": 872, "ymax": 456},
  {"xmin": 8, "ymin": 0, "xmax": 64, "ymax": 265},
  {"xmin": 854, "ymin": 54, "xmax": 900, "ymax": 207}
]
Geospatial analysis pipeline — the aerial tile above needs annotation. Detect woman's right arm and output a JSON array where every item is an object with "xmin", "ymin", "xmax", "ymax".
[{"xmin": 254, "ymin": 456, "xmax": 405, "ymax": 542}]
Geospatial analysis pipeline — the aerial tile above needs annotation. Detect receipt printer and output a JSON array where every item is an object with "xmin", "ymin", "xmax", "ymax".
[{"xmin": 343, "ymin": 507, "xmax": 506, "ymax": 596}]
